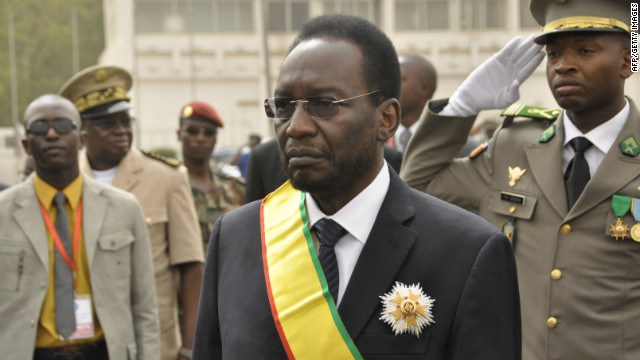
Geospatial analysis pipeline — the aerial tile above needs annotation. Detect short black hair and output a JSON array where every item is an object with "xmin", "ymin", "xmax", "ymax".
[{"xmin": 289, "ymin": 14, "xmax": 401, "ymax": 103}]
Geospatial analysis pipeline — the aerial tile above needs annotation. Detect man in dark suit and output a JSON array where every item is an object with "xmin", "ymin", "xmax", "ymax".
[
  {"xmin": 193, "ymin": 14, "xmax": 520, "ymax": 359},
  {"xmin": 246, "ymin": 138, "xmax": 403, "ymax": 202}
]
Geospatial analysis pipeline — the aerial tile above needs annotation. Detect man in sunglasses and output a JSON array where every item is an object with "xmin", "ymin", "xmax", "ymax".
[
  {"xmin": 177, "ymin": 101, "xmax": 245, "ymax": 250},
  {"xmin": 193, "ymin": 14, "xmax": 520, "ymax": 359},
  {"xmin": 59, "ymin": 65, "xmax": 204, "ymax": 360},
  {"xmin": 0, "ymin": 94, "xmax": 159, "ymax": 359}
]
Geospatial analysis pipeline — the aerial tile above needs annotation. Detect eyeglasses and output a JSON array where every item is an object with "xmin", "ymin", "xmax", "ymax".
[
  {"xmin": 85, "ymin": 115, "xmax": 133, "ymax": 130},
  {"xmin": 264, "ymin": 90, "xmax": 383, "ymax": 120},
  {"xmin": 27, "ymin": 119, "xmax": 77, "ymax": 136},
  {"xmin": 184, "ymin": 126, "xmax": 217, "ymax": 137}
]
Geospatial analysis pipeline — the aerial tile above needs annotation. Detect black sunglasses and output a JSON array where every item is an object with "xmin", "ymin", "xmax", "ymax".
[
  {"xmin": 27, "ymin": 119, "xmax": 77, "ymax": 136},
  {"xmin": 184, "ymin": 126, "xmax": 217, "ymax": 137}
]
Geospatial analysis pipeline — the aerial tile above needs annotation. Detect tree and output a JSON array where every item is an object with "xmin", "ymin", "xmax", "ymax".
[{"xmin": 0, "ymin": 0, "xmax": 104, "ymax": 128}]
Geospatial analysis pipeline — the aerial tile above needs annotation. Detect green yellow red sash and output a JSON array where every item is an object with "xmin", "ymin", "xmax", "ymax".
[{"xmin": 261, "ymin": 181, "xmax": 362, "ymax": 359}]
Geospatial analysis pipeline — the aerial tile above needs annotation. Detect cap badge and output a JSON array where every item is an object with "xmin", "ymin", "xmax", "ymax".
[
  {"xmin": 379, "ymin": 282, "xmax": 434, "ymax": 337},
  {"xmin": 508, "ymin": 166, "xmax": 527, "ymax": 187},
  {"xmin": 95, "ymin": 69, "xmax": 108, "ymax": 82},
  {"xmin": 183, "ymin": 105, "xmax": 194, "ymax": 118}
]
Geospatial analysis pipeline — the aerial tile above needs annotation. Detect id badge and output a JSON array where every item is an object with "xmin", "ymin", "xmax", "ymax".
[{"xmin": 65, "ymin": 294, "xmax": 95, "ymax": 340}]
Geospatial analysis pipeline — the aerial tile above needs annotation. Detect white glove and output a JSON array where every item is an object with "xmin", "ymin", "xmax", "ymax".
[{"xmin": 442, "ymin": 35, "xmax": 545, "ymax": 117}]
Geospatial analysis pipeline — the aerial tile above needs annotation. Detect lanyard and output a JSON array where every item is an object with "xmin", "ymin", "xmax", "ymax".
[{"xmin": 38, "ymin": 199, "xmax": 83, "ymax": 284}]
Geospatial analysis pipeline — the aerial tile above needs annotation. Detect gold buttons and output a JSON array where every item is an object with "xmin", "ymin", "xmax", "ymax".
[
  {"xmin": 551, "ymin": 269, "xmax": 562, "ymax": 280},
  {"xmin": 547, "ymin": 317, "xmax": 558, "ymax": 328},
  {"xmin": 145, "ymin": 217, "xmax": 152, "ymax": 224},
  {"xmin": 110, "ymin": 240, "xmax": 116, "ymax": 247},
  {"xmin": 560, "ymin": 224, "xmax": 571, "ymax": 235},
  {"xmin": 509, "ymin": 206, "xmax": 516, "ymax": 214},
  {"xmin": 117, "ymin": 261, "xmax": 121, "ymax": 265}
]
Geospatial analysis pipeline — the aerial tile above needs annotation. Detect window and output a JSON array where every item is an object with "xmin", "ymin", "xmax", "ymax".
[
  {"xmin": 267, "ymin": 1, "xmax": 310, "ymax": 32},
  {"xmin": 322, "ymin": 1, "xmax": 381, "ymax": 25},
  {"xmin": 460, "ymin": 0, "xmax": 505, "ymax": 30},
  {"xmin": 395, "ymin": 0, "xmax": 449, "ymax": 31},
  {"xmin": 135, "ymin": 0, "xmax": 254, "ymax": 33}
]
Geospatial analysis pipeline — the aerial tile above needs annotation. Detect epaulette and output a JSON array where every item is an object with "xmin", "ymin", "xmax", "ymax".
[
  {"xmin": 501, "ymin": 104, "xmax": 561, "ymax": 120},
  {"xmin": 141, "ymin": 150, "xmax": 180, "ymax": 168}
]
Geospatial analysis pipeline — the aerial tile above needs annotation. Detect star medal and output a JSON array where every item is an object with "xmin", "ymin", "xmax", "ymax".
[
  {"xmin": 630, "ymin": 198, "xmax": 640, "ymax": 242},
  {"xmin": 610, "ymin": 195, "xmax": 632, "ymax": 240},
  {"xmin": 379, "ymin": 282, "xmax": 434, "ymax": 337}
]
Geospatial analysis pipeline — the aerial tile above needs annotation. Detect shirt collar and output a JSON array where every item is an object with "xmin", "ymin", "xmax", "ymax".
[
  {"xmin": 563, "ymin": 99, "xmax": 629, "ymax": 154},
  {"xmin": 305, "ymin": 162, "xmax": 390, "ymax": 245},
  {"xmin": 34, "ymin": 173, "xmax": 83, "ymax": 210}
]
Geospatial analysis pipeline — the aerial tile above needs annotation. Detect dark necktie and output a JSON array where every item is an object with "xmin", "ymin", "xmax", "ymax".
[
  {"xmin": 314, "ymin": 218, "xmax": 347, "ymax": 303},
  {"xmin": 564, "ymin": 137, "xmax": 593, "ymax": 209},
  {"xmin": 53, "ymin": 192, "xmax": 76, "ymax": 338},
  {"xmin": 399, "ymin": 130, "xmax": 412, "ymax": 151}
]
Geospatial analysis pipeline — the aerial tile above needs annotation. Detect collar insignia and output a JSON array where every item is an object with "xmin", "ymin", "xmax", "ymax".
[
  {"xmin": 379, "ymin": 282, "xmax": 434, "ymax": 337},
  {"xmin": 620, "ymin": 136, "xmax": 640, "ymax": 157}
]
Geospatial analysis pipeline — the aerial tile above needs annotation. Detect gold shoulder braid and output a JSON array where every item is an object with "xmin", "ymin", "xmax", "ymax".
[{"xmin": 141, "ymin": 150, "xmax": 180, "ymax": 168}]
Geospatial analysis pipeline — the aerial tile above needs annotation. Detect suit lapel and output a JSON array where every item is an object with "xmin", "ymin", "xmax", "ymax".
[
  {"xmin": 567, "ymin": 100, "xmax": 640, "ymax": 220},
  {"xmin": 112, "ymin": 148, "xmax": 143, "ymax": 191},
  {"xmin": 81, "ymin": 178, "xmax": 108, "ymax": 267},
  {"xmin": 13, "ymin": 179, "xmax": 49, "ymax": 268},
  {"xmin": 525, "ymin": 119, "xmax": 568, "ymax": 218},
  {"xmin": 338, "ymin": 170, "xmax": 417, "ymax": 341}
]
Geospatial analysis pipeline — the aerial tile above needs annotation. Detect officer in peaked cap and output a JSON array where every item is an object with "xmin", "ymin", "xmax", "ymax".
[
  {"xmin": 401, "ymin": 0, "xmax": 639, "ymax": 359},
  {"xmin": 60, "ymin": 65, "xmax": 205, "ymax": 360},
  {"xmin": 176, "ymin": 101, "xmax": 244, "ymax": 250}
]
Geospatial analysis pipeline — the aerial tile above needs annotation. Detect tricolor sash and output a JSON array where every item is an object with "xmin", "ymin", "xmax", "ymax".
[{"xmin": 261, "ymin": 181, "xmax": 362, "ymax": 359}]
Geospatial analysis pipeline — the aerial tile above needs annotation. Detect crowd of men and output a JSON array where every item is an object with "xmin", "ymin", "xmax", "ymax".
[{"xmin": 0, "ymin": 0, "xmax": 637, "ymax": 359}]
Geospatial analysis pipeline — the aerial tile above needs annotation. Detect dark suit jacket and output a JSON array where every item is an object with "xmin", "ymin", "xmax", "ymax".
[
  {"xmin": 245, "ymin": 139, "xmax": 404, "ymax": 202},
  {"xmin": 194, "ymin": 168, "xmax": 520, "ymax": 359}
]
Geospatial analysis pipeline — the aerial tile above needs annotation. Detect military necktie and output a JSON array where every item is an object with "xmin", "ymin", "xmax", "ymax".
[
  {"xmin": 399, "ymin": 130, "xmax": 412, "ymax": 152},
  {"xmin": 564, "ymin": 137, "xmax": 593, "ymax": 209},
  {"xmin": 314, "ymin": 218, "xmax": 347, "ymax": 303},
  {"xmin": 53, "ymin": 192, "xmax": 76, "ymax": 339}
]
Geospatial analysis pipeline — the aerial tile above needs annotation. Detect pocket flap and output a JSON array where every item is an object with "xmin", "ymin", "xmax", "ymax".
[
  {"xmin": 488, "ymin": 189, "xmax": 537, "ymax": 220},
  {"xmin": 99, "ymin": 232, "xmax": 135, "ymax": 251}
]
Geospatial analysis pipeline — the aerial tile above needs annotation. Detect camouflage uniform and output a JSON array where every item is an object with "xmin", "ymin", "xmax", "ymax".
[{"xmin": 190, "ymin": 171, "xmax": 245, "ymax": 250}]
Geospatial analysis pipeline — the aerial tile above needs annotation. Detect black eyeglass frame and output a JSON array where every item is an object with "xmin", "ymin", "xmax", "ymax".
[
  {"xmin": 264, "ymin": 90, "xmax": 384, "ymax": 120},
  {"xmin": 182, "ymin": 125, "xmax": 218, "ymax": 137},
  {"xmin": 26, "ymin": 118, "xmax": 78, "ymax": 136}
]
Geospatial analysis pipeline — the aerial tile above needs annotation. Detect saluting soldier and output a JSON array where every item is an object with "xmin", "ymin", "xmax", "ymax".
[
  {"xmin": 400, "ymin": 0, "xmax": 638, "ymax": 359},
  {"xmin": 176, "ymin": 101, "xmax": 245, "ymax": 250},
  {"xmin": 59, "ymin": 65, "xmax": 204, "ymax": 360}
]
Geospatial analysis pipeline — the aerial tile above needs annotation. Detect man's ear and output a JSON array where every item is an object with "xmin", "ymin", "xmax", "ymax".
[
  {"xmin": 21, "ymin": 138, "xmax": 31, "ymax": 155},
  {"xmin": 377, "ymin": 98, "xmax": 400, "ymax": 142},
  {"xmin": 621, "ymin": 46, "xmax": 632, "ymax": 79},
  {"xmin": 79, "ymin": 129, "xmax": 86, "ymax": 150}
]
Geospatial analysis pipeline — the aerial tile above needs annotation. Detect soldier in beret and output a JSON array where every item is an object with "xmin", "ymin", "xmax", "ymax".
[
  {"xmin": 60, "ymin": 65, "xmax": 204, "ymax": 360},
  {"xmin": 177, "ymin": 101, "xmax": 245, "ymax": 251},
  {"xmin": 401, "ymin": 0, "xmax": 637, "ymax": 359}
]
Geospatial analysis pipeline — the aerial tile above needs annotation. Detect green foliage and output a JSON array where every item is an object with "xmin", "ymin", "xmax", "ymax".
[{"xmin": 0, "ymin": 0, "xmax": 104, "ymax": 127}]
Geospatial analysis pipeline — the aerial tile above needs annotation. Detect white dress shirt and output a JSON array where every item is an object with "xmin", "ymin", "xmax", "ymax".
[
  {"xmin": 562, "ymin": 99, "xmax": 629, "ymax": 177},
  {"xmin": 305, "ymin": 162, "xmax": 390, "ymax": 305}
]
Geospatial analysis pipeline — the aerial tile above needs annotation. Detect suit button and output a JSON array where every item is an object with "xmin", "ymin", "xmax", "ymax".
[
  {"xmin": 560, "ymin": 224, "xmax": 572, "ymax": 235},
  {"xmin": 509, "ymin": 206, "xmax": 516, "ymax": 214},
  {"xmin": 110, "ymin": 240, "xmax": 116, "ymax": 247},
  {"xmin": 145, "ymin": 217, "xmax": 152, "ymax": 224},
  {"xmin": 551, "ymin": 269, "xmax": 562, "ymax": 280},
  {"xmin": 40, "ymin": 281, "xmax": 46, "ymax": 289},
  {"xmin": 547, "ymin": 317, "xmax": 558, "ymax": 328},
  {"xmin": 30, "ymin": 319, "xmax": 35, "ymax": 327}
]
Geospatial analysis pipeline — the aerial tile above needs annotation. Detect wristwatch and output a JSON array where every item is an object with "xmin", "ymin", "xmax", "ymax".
[{"xmin": 179, "ymin": 347, "xmax": 192, "ymax": 359}]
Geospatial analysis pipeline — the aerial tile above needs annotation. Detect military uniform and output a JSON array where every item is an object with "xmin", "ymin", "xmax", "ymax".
[
  {"xmin": 189, "ymin": 170, "xmax": 245, "ymax": 249},
  {"xmin": 401, "ymin": 96, "xmax": 640, "ymax": 359}
]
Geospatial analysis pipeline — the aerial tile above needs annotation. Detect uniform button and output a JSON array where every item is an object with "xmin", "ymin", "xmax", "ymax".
[
  {"xmin": 509, "ymin": 206, "xmax": 516, "ymax": 214},
  {"xmin": 40, "ymin": 281, "xmax": 46, "ymax": 289},
  {"xmin": 547, "ymin": 317, "xmax": 558, "ymax": 328},
  {"xmin": 110, "ymin": 241, "xmax": 116, "ymax": 247},
  {"xmin": 30, "ymin": 319, "xmax": 35, "ymax": 327},
  {"xmin": 145, "ymin": 217, "xmax": 152, "ymax": 224},
  {"xmin": 551, "ymin": 269, "xmax": 562, "ymax": 280},
  {"xmin": 560, "ymin": 224, "xmax": 572, "ymax": 235}
]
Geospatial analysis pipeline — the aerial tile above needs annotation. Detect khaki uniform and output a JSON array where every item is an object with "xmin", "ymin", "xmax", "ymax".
[
  {"xmin": 400, "ymin": 99, "xmax": 640, "ymax": 360},
  {"xmin": 80, "ymin": 148, "xmax": 204, "ymax": 360},
  {"xmin": 189, "ymin": 171, "xmax": 244, "ymax": 250}
]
